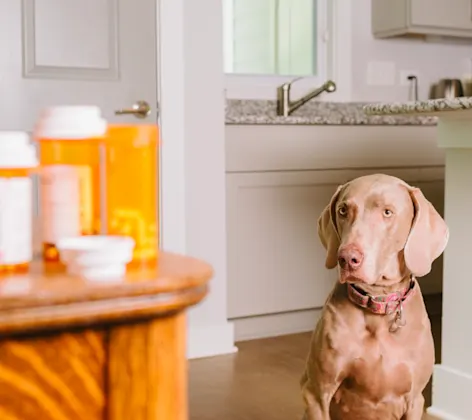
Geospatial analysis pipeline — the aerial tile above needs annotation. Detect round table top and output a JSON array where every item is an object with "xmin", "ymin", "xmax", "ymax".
[{"xmin": 0, "ymin": 252, "xmax": 213, "ymax": 336}]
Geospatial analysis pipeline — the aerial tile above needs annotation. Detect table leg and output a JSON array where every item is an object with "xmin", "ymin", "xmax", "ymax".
[{"xmin": 108, "ymin": 312, "xmax": 188, "ymax": 420}]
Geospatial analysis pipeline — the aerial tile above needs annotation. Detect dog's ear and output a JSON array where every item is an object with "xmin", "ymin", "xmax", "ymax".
[
  {"xmin": 404, "ymin": 187, "xmax": 449, "ymax": 277},
  {"xmin": 318, "ymin": 184, "xmax": 344, "ymax": 269}
]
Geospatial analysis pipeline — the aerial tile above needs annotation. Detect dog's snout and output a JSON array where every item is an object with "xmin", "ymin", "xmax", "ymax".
[{"xmin": 338, "ymin": 245, "xmax": 364, "ymax": 270}]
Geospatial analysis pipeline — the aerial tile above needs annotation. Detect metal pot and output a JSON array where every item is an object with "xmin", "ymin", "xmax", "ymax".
[{"xmin": 433, "ymin": 79, "xmax": 464, "ymax": 99}]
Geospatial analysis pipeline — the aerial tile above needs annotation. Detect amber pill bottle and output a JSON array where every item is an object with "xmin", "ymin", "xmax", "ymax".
[
  {"xmin": 0, "ymin": 131, "xmax": 38, "ymax": 273},
  {"xmin": 104, "ymin": 124, "xmax": 159, "ymax": 267},
  {"xmin": 34, "ymin": 106, "xmax": 106, "ymax": 262}
]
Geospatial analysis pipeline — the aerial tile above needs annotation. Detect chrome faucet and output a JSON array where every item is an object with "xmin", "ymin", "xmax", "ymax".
[{"xmin": 276, "ymin": 79, "xmax": 337, "ymax": 117}]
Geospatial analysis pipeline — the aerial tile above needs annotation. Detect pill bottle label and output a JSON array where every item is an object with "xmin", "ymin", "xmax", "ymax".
[
  {"xmin": 0, "ymin": 178, "xmax": 33, "ymax": 265},
  {"xmin": 40, "ymin": 165, "xmax": 93, "ymax": 243}
]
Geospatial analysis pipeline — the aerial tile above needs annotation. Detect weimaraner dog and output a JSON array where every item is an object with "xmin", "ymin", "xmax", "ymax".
[{"xmin": 301, "ymin": 174, "xmax": 449, "ymax": 420}]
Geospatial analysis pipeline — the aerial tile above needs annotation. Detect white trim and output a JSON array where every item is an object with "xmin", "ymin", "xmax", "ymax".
[
  {"xmin": 188, "ymin": 323, "xmax": 238, "ymax": 359},
  {"xmin": 156, "ymin": 0, "xmax": 187, "ymax": 254},
  {"xmin": 427, "ymin": 364, "xmax": 472, "ymax": 420},
  {"xmin": 222, "ymin": 0, "xmax": 234, "ymax": 73},
  {"xmin": 327, "ymin": 0, "xmax": 352, "ymax": 102},
  {"xmin": 232, "ymin": 308, "xmax": 322, "ymax": 342},
  {"xmin": 232, "ymin": 292, "xmax": 443, "ymax": 342},
  {"xmin": 224, "ymin": 0, "xmax": 352, "ymax": 101},
  {"xmin": 157, "ymin": 0, "xmax": 236, "ymax": 360}
]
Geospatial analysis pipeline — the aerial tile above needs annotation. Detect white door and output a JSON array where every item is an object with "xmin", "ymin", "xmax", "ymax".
[{"xmin": 0, "ymin": 0, "xmax": 157, "ymax": 128}]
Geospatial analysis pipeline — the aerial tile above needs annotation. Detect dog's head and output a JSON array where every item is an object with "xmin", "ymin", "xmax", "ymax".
[{"xmin": 318, "ymin": 174, "xmax": 449, "ymax": 286}]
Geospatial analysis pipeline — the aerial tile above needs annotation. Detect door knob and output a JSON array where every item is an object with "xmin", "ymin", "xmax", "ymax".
[{"xmin": 115, "ymin": 100, "xmax": 151, "ymax": 119}]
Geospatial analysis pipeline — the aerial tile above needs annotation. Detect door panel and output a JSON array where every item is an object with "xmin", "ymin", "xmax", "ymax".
[{"xmin": 0, "ymin": 0, "xmax": 157, "ymax": 129}]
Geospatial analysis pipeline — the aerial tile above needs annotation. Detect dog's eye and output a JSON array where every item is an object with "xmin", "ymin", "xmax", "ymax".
[
  {"xmin": 338, "ymin": 206, "xmax": 348, "ymax": 217},
  {"xmin": 383, "ymin": 209, "xmax": 393, "ymax": 217}
]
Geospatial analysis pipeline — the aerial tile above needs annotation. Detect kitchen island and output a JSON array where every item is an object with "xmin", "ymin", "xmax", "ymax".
[{"xmin": 365, "ymin": 97, "xmax": 472, "ymax": 420}]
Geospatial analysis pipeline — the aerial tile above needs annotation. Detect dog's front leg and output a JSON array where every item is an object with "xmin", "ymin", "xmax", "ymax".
[
  {"xmin": 402, "ymin": 394, "xmax": 425, "ymax": 420},
  {"xmin": 300, "ymin": 304, "xmax": 348, "ymax": 420},
  {"xmin": 300, "ymin": 370, "xmax": 342, "ymax": 420}
]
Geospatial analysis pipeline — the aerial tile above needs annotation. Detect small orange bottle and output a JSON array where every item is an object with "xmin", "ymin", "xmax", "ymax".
[
  {"xmin": 34, "ymin": 106, "xmax": 106, "ymax": 262},
  {"xmin": 0, "ymin": 131, "xmax": 38, "ymax": 273},
  {"xmin": 105, "ymin": 124, "xmax": 159, "ymax": 267}
]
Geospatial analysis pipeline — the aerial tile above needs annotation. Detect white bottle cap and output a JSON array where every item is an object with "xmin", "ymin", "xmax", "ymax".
[
  {"xmin": 0, "ymin": 131, "xmax": 38, "ymax": 168},
  {"xmin": 34, "ymin": 105, "xmax": 107, "ymax": 140}
]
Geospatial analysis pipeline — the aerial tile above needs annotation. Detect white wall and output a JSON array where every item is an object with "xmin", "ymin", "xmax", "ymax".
[
  {"xmin": 182, "ymin": 0, "xmax": 236, "ymax": 359},
  {"xmin": 159, "ymin": 0, "xmax": 236, "ymax": 359},
  {"xmin": 351, "ymin": 0, "xmax": 472, "ymax": 102}
]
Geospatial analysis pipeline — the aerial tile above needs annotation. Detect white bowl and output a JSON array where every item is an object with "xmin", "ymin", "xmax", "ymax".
[{"xmin": 56, "ymin": 235, "xmax": 135, "ymax": 281}]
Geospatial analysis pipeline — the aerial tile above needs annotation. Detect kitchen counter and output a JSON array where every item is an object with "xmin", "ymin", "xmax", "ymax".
[
  {"xmin": 364, "ymin": 96, "xmax": 472, "ymax": 116},
  {"xmin": 365, "ymin": 96, "xmax": 472, "ymax": 420},
  {"xmin": 226, "ymin": 99, "xmax": 437, "ymax": 126}
]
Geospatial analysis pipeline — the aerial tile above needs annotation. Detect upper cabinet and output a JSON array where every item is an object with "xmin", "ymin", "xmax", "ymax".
[{"xmin": 372, "ymin": 0, "xmax": 472, "ymax": 38}]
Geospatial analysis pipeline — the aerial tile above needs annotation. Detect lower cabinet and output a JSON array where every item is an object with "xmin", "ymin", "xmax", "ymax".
[
  {"xmin": 226, "ymin": 167, "xmax": 445, "ymax": 333},
  {"xmin": 225, "ymin": 125, "xmax": 445, "ymax": 340}
]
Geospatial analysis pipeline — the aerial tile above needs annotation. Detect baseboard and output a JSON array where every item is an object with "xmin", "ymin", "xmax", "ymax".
[
  {"xmin": 427, "ymin": 407, "xmax": 465, "ymax": 420},
  {"xmin": 187, "ymin": 321, "xmax": 238, "ymax": 359},
  {"xmin": 232, "ymin": 293, "xmax": 442, "ymax": 342},
  {"xmin": 232, "ymin": 308, "xmax": 323, "ymax": 342},
  {"xmin": 427, "ymin": 364, "xmax": 472, "ymax": 420}
]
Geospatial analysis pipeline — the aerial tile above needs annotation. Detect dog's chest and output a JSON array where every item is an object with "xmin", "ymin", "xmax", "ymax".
[{"xmin": 343, "ymin": 325, "xmax": 414, "ymax": 399}]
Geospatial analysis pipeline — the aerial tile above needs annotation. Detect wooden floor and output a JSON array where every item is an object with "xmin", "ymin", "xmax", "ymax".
[{"xmin": 189, "ymin": 315, "xmax": 442, "ymax": 420}]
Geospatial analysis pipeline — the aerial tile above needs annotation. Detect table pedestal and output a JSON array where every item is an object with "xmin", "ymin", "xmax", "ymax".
[{"xmin": 0, "ymin": 252, "xmax": 212, "ymax": 420}]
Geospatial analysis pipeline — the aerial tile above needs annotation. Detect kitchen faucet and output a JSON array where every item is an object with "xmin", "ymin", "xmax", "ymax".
[{"xmin": 276, "ymin": 78, "xmax": 337, "ymax": 117}]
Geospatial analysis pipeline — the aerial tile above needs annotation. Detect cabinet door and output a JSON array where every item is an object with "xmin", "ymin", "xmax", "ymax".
[
  {"xmin": 227, "ymin": 167, "xmax": 444, "ymax": 320},
  {"xmin": 410, "ymin": 0, "xmax": 472, "ymax": 30},
  {"xmin": 227, "ymin": 170, "xmax": 340, "ymax": 319}
]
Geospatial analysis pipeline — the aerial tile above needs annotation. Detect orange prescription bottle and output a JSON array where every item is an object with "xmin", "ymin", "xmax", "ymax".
[
  {"xmin": 105, "ymin": 124, "xmax": 159, "ymax": 267},
  {"xmin": 34, "ymin": 106, "xmax": 107, "ymax": 262},
  {"xmin": 0, "ymin": 132, "xmax": 38, "ymax": 273}
]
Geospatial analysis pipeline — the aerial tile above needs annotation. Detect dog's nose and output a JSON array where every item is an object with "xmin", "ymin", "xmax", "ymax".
[{"xmin": 338, "ymin": 245, "xmax": 364, "ymax": 270}]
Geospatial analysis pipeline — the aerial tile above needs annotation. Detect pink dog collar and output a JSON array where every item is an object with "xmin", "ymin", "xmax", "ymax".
[{"xmin": 347, "ymin": 278, "xmax": 416, "ymax": 316}]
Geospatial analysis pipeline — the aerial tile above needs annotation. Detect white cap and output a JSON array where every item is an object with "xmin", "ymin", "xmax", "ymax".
[
  {"xmin": 56, "ymin": 235, "xmax": 135, "ymax": 282},
  {"xmin": 0, "ymin": 131, "xmax": 38, "ymax": 168},
  {"xmin": 34, "ymin": 105, "xmax": 107, "ymax": 140}
]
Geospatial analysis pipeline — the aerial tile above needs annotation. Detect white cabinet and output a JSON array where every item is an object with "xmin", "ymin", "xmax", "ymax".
[
  {"xmin": 226, "ymin": 125, "xmax": 445, "ymax": 340},
  {"xmin": 372, "ymin": 0, "xmax": 472, "ymax": 38},
  {"xmin": 227, "ymin": 170, "xmax": 340, "ymax": 319},
  {"xmin": 227, "ymin": 168, "xmax": 444, "ymax": 320}
]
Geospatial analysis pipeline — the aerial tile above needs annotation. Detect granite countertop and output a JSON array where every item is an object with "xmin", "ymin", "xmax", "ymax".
[
  {"xmin": 364, "ymin": 97, "xmax": 472, "ymax": 116},
  {"xmin": 226, "ymin": 99, "xmax": 438, "ymax": 126}
]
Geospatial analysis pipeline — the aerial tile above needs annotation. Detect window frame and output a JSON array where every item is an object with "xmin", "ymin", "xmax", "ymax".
[{"xmin": 224, "ymin": 0, "xmax": 351, "ymax": 101}]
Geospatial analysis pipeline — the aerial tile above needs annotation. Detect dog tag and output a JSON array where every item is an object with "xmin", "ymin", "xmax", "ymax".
[{"xmin": 389, "ymin": 301, "xmax": 406, "ymax": 333}]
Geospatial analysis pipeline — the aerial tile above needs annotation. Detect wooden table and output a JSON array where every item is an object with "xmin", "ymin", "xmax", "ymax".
[{"xmin": 0, "ymin": 252, "xmax": 212, "ymax": 420}]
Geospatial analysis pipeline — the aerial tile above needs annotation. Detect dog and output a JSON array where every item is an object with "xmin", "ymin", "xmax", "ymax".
[{"xmin": 300, "ymin": 174, "xmax": 449, "ymax": 420}]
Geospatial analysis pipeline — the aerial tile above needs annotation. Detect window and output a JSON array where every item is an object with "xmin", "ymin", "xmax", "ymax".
[{"xmin": 223, "ymin": 0, "xmax": 333, "ymax": 99}]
